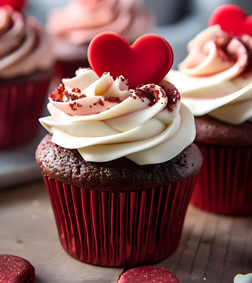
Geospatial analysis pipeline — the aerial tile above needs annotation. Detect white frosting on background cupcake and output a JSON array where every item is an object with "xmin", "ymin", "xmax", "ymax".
[{"xmin": 167, "ymin": 25, "xmax": 252, "ymax": 125}]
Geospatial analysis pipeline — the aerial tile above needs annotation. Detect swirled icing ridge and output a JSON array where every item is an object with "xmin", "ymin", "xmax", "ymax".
[
  {"xmin": 0, "ymin": 6, "xmax": 53, "ymax": 78},
  {"xmin": 40, "ymin": 69, "xmax": 195, "ymax": 165},
  {"xmin": 167, "ymin": 25, "xmax": 252, "ymax": 125},
  {"xmin": 47, "ymin": 0, "xmax": 153, "ymax": 46}
]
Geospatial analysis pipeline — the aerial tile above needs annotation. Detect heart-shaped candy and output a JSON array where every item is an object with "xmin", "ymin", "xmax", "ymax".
[
  {"xmin": 0, "ymin": 0, "xmax": 26, "ymax": 11},
  {"xmin": 208, "ymin": 4, "xmax": 252, "ymax": 37},
  {"xmin": 88, "ymin": 32, "xmax": 173, "ymax": 89},
  {"xmin": 0, "ymin": 254, "xmax": 35, "ymax": 283}
]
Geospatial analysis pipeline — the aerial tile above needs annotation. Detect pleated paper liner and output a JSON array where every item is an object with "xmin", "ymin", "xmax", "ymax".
[
  {"xmin": 191, "ymin": 143, "xmax": 252, "ymax": 215},
  {"xmin": 0, "ymin": 73, "xmax": 51, "ymax": 149},
  {"xmin": 54, "ymin": 58, "xmax": 89, "ymax": 82},
  {"xmin": 42, "ymin": 174, "xmax": 198, "ymax": 267}
]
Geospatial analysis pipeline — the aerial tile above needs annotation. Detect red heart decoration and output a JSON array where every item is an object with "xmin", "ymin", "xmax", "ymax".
[
  {"xmin": 88, "ymin": 32, "xmax": 173, "ymax": 89},
  {"xmin": 0, "ymin": 0, "xmax": 26, "ymax": 11},
  {"xmin": 208, "ymin": 4, "xmax": 252, "ymax": 37}
]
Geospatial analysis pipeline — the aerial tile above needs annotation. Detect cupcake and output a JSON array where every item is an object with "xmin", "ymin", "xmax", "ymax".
[
  {"xmin": 47, "ymin": 0, "xmax": 154, "ymax": 80},
  {"xmin": 0, "ymin": 4, "xmax": 54, "ymax": 149},
  {"xmin": 35, "ymin": 33, "xmax": 203, "ymax": 267},
  {"xmin": 167, "ymin": 5, "xmax": 252, "ymax": 215}
]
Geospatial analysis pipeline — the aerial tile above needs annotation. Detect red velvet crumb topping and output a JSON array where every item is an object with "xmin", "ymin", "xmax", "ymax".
[
  {"xmin": 104, "ymin": 96, "xmax": 122, "ymax": 104},
  {"xmin": 49, "ymin": 84, "xmax": 86, "ymax": 102},
  {"xmin": 163, "ymin": 86, "xmax": 181, "ymax": 112}
]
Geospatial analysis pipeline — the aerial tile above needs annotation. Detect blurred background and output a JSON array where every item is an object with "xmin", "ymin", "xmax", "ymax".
[
  {"xmin": 1, "ymin": 0, "xmax": 252, "ymax": 189},
  {"xmin": 26, "ymin": 0, "xmax": 252, "ymax": 68}
]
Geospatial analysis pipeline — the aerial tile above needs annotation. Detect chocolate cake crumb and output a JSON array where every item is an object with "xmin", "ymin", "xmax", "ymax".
[
  {"xmin": 36, "ymin": 134, "xmax": 203, "ymax": 191},
  {"xmin": 195, "ymin": 115, "xmax": 252, "ymax": 146}
]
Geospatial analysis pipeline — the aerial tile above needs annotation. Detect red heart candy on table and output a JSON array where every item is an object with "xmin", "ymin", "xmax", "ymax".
[
  {"xmin": 88, "ymin": 32, "xmax": 174, "ymax": 89},
  {"xmin": 208, "ymin": 4, "xmax": 252, "ymax": 36},
  {"xmin": 0, "ymin": 0, "xmax": 26, "ymax": 11},
  {"xmin": 0, "ymin": 254, "xmax": 35, "ymax": 283}
]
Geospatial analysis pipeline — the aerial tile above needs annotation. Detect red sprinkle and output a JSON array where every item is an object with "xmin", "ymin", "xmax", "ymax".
[
  {"xmin": 49, "ymin": 84, "xmax": 86, "ymax": 102},
  {"xmin": 72, "ymin": 88, "xmax": 81, "ymax": 93},
  {"xmin": 97, "ymin": 98, "xmax": 104, "ymax": 106},
  {"xmin": 104, "ymin": 96, "xmax": 122, "ymax": 104},
  {"xmin": 162, "ymin": 86, "xmax": 181, "ymax": 112}
]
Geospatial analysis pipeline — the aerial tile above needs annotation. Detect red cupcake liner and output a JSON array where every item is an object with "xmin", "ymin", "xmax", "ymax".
[
  {"xmin": 191, "ymin": 143, "xmax": 252, "ymax": 215},
  {"xmin": 54, "ymin": 58, "xmax": 89, "ymax": 81},
  {"xmin": 0, "ymin": 78, "xmax": 50, "ymax": 149},
  {"xmin": 42, "ymin": 174, "xmax": 198, "ymax": 267}
]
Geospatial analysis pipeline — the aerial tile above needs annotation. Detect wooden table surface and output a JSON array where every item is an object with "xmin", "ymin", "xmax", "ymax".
[{"xmin": 0, "ymin": 181, "xmax": 251, "ymax": 283}]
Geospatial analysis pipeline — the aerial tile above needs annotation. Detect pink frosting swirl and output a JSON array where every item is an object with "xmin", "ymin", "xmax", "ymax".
[
  {"xmin": 167, "ymin": 25, "xmax": 252, "ymax": 124},
  {"xmin": 47, "ymin": 0, "xmax": 154, "ymax": 46},
  {"xmin": 0, "ymin": 6, "xmax": 53, "ymax": 78},
  {"xmin": 178, "ymin": 25, "xmax": 252, "ymax": 81}
]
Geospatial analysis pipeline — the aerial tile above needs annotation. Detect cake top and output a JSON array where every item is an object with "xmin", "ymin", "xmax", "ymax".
[
  {"xmin": 0, "ymin": 5, "xmax": 54, "ymax": 79},
  {"xmin": 47, "ymin": 0, "xmax": 154, "ymax": 46},
  {"xmin": 167, "ymin": 5, "xmax": 252, "ymax": 125},
  {"xmin": 40, "ymin": 33, "xmax": 196, "ymax": 165},
  {"xmin": 36, "ymin": 134, "xmax": 203, "ymax": 190}
]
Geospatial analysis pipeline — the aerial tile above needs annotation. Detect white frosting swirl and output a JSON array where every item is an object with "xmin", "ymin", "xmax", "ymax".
[
  {"xmin": 0, "ymin": 6, "xmax": 54, "ymax": 78},
  {"xmin": 40, "ymin": 69, "xmax": 195, "ymax": 165},
  {"xmin": 167, "ymin": 25, "xmax": 252, "ymax": 125}
]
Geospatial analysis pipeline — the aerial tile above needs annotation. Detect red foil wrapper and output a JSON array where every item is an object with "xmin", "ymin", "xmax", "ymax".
[
  {"xmin": 54, "ymin": 58, "xmax": 89, "ymax": 81},
  {"xmin": 42, "ymin": 174, "xmax": 198, "ymax": 267},
  {"xmin": 0, "ymin": 78, "xmax": 50, "ymax": 149},
  {"xmin": 191, "ymin": 143, "xmax": 252, "ymax": 215}
]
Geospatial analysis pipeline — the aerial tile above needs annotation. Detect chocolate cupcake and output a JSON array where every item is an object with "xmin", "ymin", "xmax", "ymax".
[
  {"xmin": 36, "ymin": 33, "xmax": 202, "ymax": 267},
  {"xmin": 0, "ymin": 5, "xmax": 54, "ymax": 149},
  {"xmin": 168, "ymin": 5, "xmax": 252, "ymax": 215}
]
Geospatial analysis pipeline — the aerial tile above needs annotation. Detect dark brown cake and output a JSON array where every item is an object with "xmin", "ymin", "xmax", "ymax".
[
  {"xmin": 36, "ymin": 134, "xmax": 202, "ymax": 267},
  {"xmin": 195, "ymin": 116, "xmax": 252, "ymax": 146},
  {"xmin": 36, "ymin": 134, "xmax": 203, "ymax": 191}
]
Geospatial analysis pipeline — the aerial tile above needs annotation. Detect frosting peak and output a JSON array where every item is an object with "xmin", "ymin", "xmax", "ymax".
[
  {"xmin": 0, "ymin": 5, "xmax": 53, "ymax": 78},
  {"xmin": 40, "ymin": 69, "xmax": 195, "ymax": 165},
  {"xmin": 47, "ymin": 0, "xmax": 154, "ymax": 46},
  {"xmin": 179, "ymin": 25, "xmax": 249, "ymax": 81},
  {"xmin": 167, "ymin": 25, "xmax": 252, "ymax": 125}
]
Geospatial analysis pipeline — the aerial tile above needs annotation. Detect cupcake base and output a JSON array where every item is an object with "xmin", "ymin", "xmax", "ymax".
[
  {"xmin": 191, "ymin": 143, "xmax": 252, "ymax": 215},
  {"xmin": 0, "ymin": 71, "xmax": 52, "ymax": 149},
  {"xmin": 42, "ymin": 174, "xmax": 198, "ymax": 267}
]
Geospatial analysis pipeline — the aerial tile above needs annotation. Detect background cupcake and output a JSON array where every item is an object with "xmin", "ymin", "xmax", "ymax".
[
  {"xmin": 168, "ymin": 5, "xmax": 252, "ymax": 215},
  {"xmin": 46, "ymin": 0, "xmax": 154, "ymax": 80},
  {"xmin": 0, "ymin": 4, "xmax": 54, "ymax": 149},
  {"xmin": 35, "ymin": 33, "xmax": 202, "ymax": 267}
]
